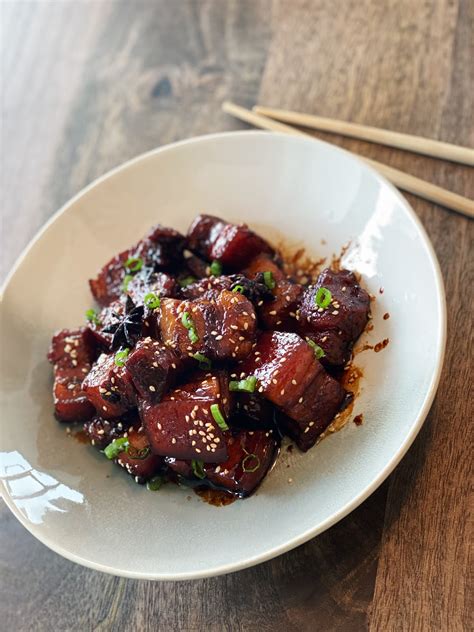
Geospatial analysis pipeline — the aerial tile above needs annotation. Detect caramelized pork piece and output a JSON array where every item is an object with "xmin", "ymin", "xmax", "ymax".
[
  {"xmin": 166, "ymin": 429, "xmax": 278, "ymax": 497},
  {"xmin": 126, "ymin": 337, "xmax": 185, "ymax": 402},
  {"xmin": 187, "ymin": 214, "xmax": 274, "ymax": 269},
  {"xmin": 278, "ymin": 363, "xmax": 345, "ymax": 451},
  {"xmin": 126, "ymin": 269, "xmax": 178, "ymax": 306},
  {"xmin": 87, "ymin": 299, "xmax": 125, "ymax": 350},
  {"xmin": 89, "ymin": 225, "xmax": 185, "ymax": 306},
  {"xmin": 115, "ymin": 424, "xmax": 163, "ymax": 483},
  {"xmin": 239, "ymin": 331, "xmax": 319, "ymax": 409},
  {"xmin": 140, "ymin": 372, "xmax": 231, "ymax": 462},
  {"xmin": 244, "ymin": 254, "xmax": 303, "ymax": 330},
  {"xmin": 298, "ymin": 268, "xmax": 370, "ymax": 365},
  {"xmin": 231, "ymin": 392, "xmax": 276, "ymax": 430},
  {"xmin": 48, "ymin": 329, "xmax": 96, "ymax": 422},
  {"xmin": 180, "ymin": 275, "xmax": 234, "ymax": 300},
  {"xmin": 82, "ymin": 352, "xmax": 136, "ymax": 418},
  {"xmin": 159, "ymin": 290, "xmax": 256, "ymax": 361},
  {"xmin": 87, "ymin": 297, "xmax": 149, "ymax": 352},
  {"xmin": 83, "ymin": 413, "xmax": 135, "ymax": 448},
  {"xmin": 238, "ymin": 331, "xmax": 345, "ymax": 451}
]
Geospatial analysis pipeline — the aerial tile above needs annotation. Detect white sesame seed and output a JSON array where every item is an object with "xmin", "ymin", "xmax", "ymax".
[
  {"xmin": 230, "ymin": 325, "xmax": 238, "ymax": 330},
  {"xmin": 215, "ymin": 466, "xmax": 221, "ymax": 473},
  {"xmin": 309, "ymin": 421, "xmax": 315, "ymax": 427},
  {"xmin": 291, "ymin": 379, "xmax": 297, "ymax": 385},
  {"xmin": 149, "ymin": 385, "xmax": 156, "ymax": 392},
  {"xmin": 304, "ymin": 427, "xmax": 310, "ymax": 433},
  {"xmin": 280, "ymin": 388, "xmax": 285, "ymax": 395},
  {"xmin": 269, "ymin": 310, "xmax": 277, "ymax": 316},
  {"xmin": 171, "ymin": 438, "xmax": 177, "ymax": 444},
  {"xmin": 157, "ymin": 423, "xmax": 162, "ymax": 430},
  {"xmin": 195, "ymin": 448, "xmax": 201, "ymax": 453},
  {"xmin": 298, "ymin": 397, "xmax": 303, "ymax": 403},
  {"xmin": 332, "ymin": 310, "xmax": 339, "ymax": 315}
]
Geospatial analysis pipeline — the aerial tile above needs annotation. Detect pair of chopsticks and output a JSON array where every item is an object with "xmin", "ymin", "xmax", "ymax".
[{"xmin": 222, "ymin": 102, "xmax": 474, "ymax": 219}]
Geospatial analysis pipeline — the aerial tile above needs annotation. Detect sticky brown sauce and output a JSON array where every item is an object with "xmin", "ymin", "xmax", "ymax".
[
  {"xmin": 383, "ymin": 312, "xmax": 390, "ymax": 320},
  {"xmin": 374, "ymin": 338, "xmax": 389, "ymax": 352},
  {"xmin": 73, "ymin": 429, "xmax": 90, "ymax": 444},
  {"xmin": 195, "ymin": 488, "xmax": 236, "ymax": 506},
  {"xmin": 278, "ymin": 243, "xmax": 327, "ymax": 284},
  {"xmin": 353, "ymin": 414, "xmax": 363, "ymax": 426}
]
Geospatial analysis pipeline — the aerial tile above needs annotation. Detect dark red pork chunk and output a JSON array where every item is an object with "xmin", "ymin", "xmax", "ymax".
[
  {"xmin": 115, "ymin": 424, "xmax": 163, "ymax": 483},
  {"xmin": 186, "ymin": 214, "xmax": 274, "ymax": 269},
  {"xmin": 158, "ymin": 290, "xmax": 256, "ymax": 361},
  {"xmin": 82, "ymin": 352, "xmax": 136, "ymax": 418},
  {"xmin": 89, "ymin": 225, "xmax": 185, "ymax": 306},
  {"xmin": 48, "ymin": 329, "xmax": 96, "ymax": 422},
  {"xmin": 180, "ymin": 275, "xmax": 234, "ymax": 300},
  {"xmin": 244, "ymin": 254, "xmax": 303, "ymax": 330},
  {"xmin": 140, "ymin": 372, "xmax": 231, "ymax": 462},
  {"xmin": 126, "ymin": 270, "xmax": 178, "ymax": 306},
  {"xmin": 238, "ymin": 331, "xmax": 345, "ymax": 451},
  {"xmin": 126, "ymin": 337, "xmax": 185, "ymax": 402},
  {"xmin": 83, "ymin": 412, "xmax": 136, "ymax": 448},
  {"xmin": 166, "ymin": 429, "xmax": 278, "ymax": 497},
  {"xmin": 298, "ymin": 268, "xmax": 370, "ymax": 366},
  {"xmin": 87, "ymin": 299, "xmax": 125, "ymax": 350}
]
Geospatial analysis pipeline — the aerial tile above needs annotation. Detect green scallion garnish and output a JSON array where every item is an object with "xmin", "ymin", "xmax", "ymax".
[
  {"xmin": 124, "ymin": 256, "xmax": 143, "ymax": 273},
  {"xmin": 181, "ymin": 311, "xmax": 199, "ymax": 343},
  {"xmin": 242, "ymin": 453, "xmax": 260, "ymax": 473},
  {"xmin": 315, "ymin": 286, "xmax": 332, "ymax": 309},
  {"xmin": 122, "ymin": 274, "xmax": 133, "ymax": 292},
  {"xmin": 232, "ymin": 285, "xmax": 244, "ymax": 294},
  {"xmin": 306, "ymin": 338, "xmax": 326, "ymax": 360},
  {"xmin": 210, "ymin": 404, "xmax": 229, "ymax": 431},
  {"xmin": 147, "ymin": 475, "xmax": 165, "ymax": 491},
  {"xmin": 144, "ymin": 292, "xmax": 160, "ymax": 309},
  {"xmin": 178, "ymin": 276, "xmax": 196, "ymax": 288},
  {"xmin": 209, "ymin": 260, "xmax": 222, "ymax": 276},
  {"xmin": 263, "ymin": 271, "xmax": 276, "ymax": 290},
  {"xmin": 191, "ymin": 459, "xmax": 206, "ymax": 479},
  {"xmin": 114, "ymin": 348, "xmax": 130, "ymax": 367},
  {"xmin": 229, "ymin": 376, "xmax": 257, "ymax": 393},
  {"xmin": 192, "ymin": 352, "xmax": 212, "ymax": 370},
  {"xmin": 103, "ymin": 437, "xmax": 129, "ymax": 460},
  {"xmin": 85, "ymin": 308, "xmax": 100, "ymax": 326}
]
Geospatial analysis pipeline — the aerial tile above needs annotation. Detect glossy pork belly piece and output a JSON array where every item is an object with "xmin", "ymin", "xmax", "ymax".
[
  {"xmin": 115, "ymin": 424, "xmax": 163, "ymax": 483},
  {"xmin": 89, "ymin": 224, "xmax": 185, "ymax": 306},
  {"xmin": 141, "ymin": 372, "xmax": 231, "ymax": 462},
  {"xmin": 159, "ymin": 290, "xmax": 256, "ymax": 361},
  {"xmin": 186, "ymin": 214, "xmax": 274, "ymax": 269},
  {"xmin": 48, "ymin": 329, "xmax": 96, "ymax": 422},
  {"xmin": 244, "ymin": 254, "xmax": 303, "ymax": 330},
  {"xmin": 83, "ymin": 414, "xmax": 134, "ymax": 449},
  {"xmin": 298, "ymin": 268, "xmax": 370, "ymax": 365},
  {"xmin": 126, "ymin": 269, "xmax": 178, "ymax": 306},
  {"xmin": 126, "ymin": 337, "xmax": 185, "ymax": 402},
  {"xmin": 82, "ymin": 352, "xmax": 136, "ymax": 418}
]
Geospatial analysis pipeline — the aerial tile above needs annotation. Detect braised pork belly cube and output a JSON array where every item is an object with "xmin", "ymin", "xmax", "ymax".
[
  {"xmin": 186, "ymin": 214, "xmax": 274, "ymax": 269},
  {"xmin": 87, "ymin": 299, "xmax": 125, "ymax": 349},
  {"xmin": 48, "ymin": 328, "xmax": 96, "ymax": 370},
  {"xmin": 159, "ymin": 290, "xmax": 256, "ymax": 361},
  {"xmin": 278, "ymin": 363, "xmax": 345, "ymax": 451},
  {"xmin": 231, "ymin": 392, "xmax": 276, "ymax": 430},
  {"xmin": 115, "ymin": 424, "xmax": 163, "ymax": 483},
  {"xmin": 180, "ymin": 275, "xmax": 234, "ymax": 300},
  {"xmin": 239, "ymin": 331, "xmax": 319, "ymax": 409},
  {"xmin": 298, "ymin": 268, "xmax": 370, "ymax": 365},
  {"xmin": 140, "ymin": 372, "xmax": 231, "ymax": 462},
  {"xmin": 53, "ymin": 369, "xmax": 95, "ymax": 422},
  {"xmin": 182, "ymin": 253, "xmax": 209, "ymax": 280},
  {"xmin": 127, "ymin": 269, "xmax": 178, "ymax": 306},
  {"xmin": 48, "ymin": 328, "xmax": 96, "ymax": 422},
  {"xmin": 166, "ymin": 430, "xmax": 278, "ymax": 497},
  {"xmin": 83, "ymin": 413, "xmax": 135, "ymax": 448},
  {"xmin": 89, "ymin": 225, "xmax": 185, "ymax": 306},
  {"xmin": 126, "ymin": 337, "xmax": 185, "ymax": 402},
  {"xmin": 88, "ymin": 297, "xmax": 149, "ymax": 352},
  {"xmin": 244, "ymin": 254, "xmax": 303, "ymax": 330},
  {"xmin": 82, "ymin": 352, "xmax": 136, "ymax": 418}
]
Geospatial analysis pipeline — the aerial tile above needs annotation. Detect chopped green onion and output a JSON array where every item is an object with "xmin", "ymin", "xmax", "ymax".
[
  {"xmin": 263, "ymin": 271, "xmax": 276, "ymax": 290},
  {"xmin": 242, "ymin": 453, "xmax": 260, "ymax": 473},
  {"xmin": 114, "ymin": 348, "xmax": 130, "ymax": 367},
  {"xmin": 147, "ymin": 476, "xmax": 164, "ymax": 491},
  {"xmin": 232, "ymin": 285, "xmax": 245, "ymax": 294},
  {"xmin": 181, "ymin": 311, "xmax": 199, "ymax": 343},
  {"xmin": 191, "ymin": 459, "xmax": 206, "ymax": 479},
  {"xmin": 315, "ymin": 286, "xmax": 332, "ymax": 309},
  {"xmin": 122, "ymin": 274, "xmax": 133, "ymax": 292},
  {"xmin": 192, "ymin": 352, "xmax": 212, "ymax": 370},
  {"xmin": 144, "ymin": 292, "xmax": 160, "ymax": 309},
  {"xmin": 209, "ymin": 260, "xmax": 222, "ymax": 276},
  {"xmin": 306, "ymin": 338, "xmax": 326, "ymax": 359},
  {"xmin": 229, "ymin": 376, "xmax": 257, "ymax": 393},
  {"xmin": 210, "ymin": 404, "xmax": 229, "ymax": 431},
  {"xmin": 85, "ymin": 308, "xmax": 100, "ymax": 326},
  {"xmin": 178, "ymin": 276, "xmax": 196, "ymax": 287},
  {"xmin": 127, "ymin": 446, "xmax": 151, "ymax": 460},
  {"xmin": 124, "ymin": 256, "xmax": 143, "ymax": 273},
  {"xmin": 103, "ymin": 437, "xmax": 129, "ymax": 460}
]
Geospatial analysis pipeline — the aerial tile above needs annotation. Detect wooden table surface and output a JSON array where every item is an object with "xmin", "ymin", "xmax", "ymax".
[{"xmin": 1, "ymin": 2, "xmax": 472, "ymax": 630}]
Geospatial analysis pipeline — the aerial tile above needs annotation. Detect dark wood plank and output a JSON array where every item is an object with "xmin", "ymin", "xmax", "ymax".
[{"xmin": 1, "ymin": 0, "xmax": 472, "ymax": 630}]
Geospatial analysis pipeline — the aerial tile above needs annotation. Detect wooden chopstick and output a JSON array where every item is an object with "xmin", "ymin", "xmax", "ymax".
[
  {"xmin": 222, "ymin": 102, "xmax": 474, "ymax": 219},
  {"xmin": 254, "ymin": 105, "xmax": 474, "ymax": 167}
]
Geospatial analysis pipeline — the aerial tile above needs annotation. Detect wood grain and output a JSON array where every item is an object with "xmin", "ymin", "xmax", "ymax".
[{"xmin": 1, "ymin": 1, "xmax": 472, "ymax": 630}]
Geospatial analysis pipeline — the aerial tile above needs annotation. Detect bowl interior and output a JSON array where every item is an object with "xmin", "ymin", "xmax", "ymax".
[{"xmin": 0, "ymin": 132, "xmax": 445, "ymax": 579}]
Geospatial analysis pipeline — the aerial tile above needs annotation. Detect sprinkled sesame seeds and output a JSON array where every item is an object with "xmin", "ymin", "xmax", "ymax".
[
  {"xmin": 269, "ymin": 310, "xmax": 277, "ymax": 316},
  {"xmin": 149, "ymin": 385, "xmax": 156, "ymax": 392},
  {"xmin": 332, "ymin": 310, "xmax": 339, "ymax": 315},
  {"xmin": 171, "ymin": 438, "xmax": 177, "ymax": 444},
  {"xmin": 291, "ymin": 379, "xmax": 297, "ymax": 385}
]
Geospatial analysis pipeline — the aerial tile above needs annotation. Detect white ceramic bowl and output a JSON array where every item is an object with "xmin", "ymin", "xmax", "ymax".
[{"xmin": 0, "ymin": 131, "xmax": 446, "ymax": 580}]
